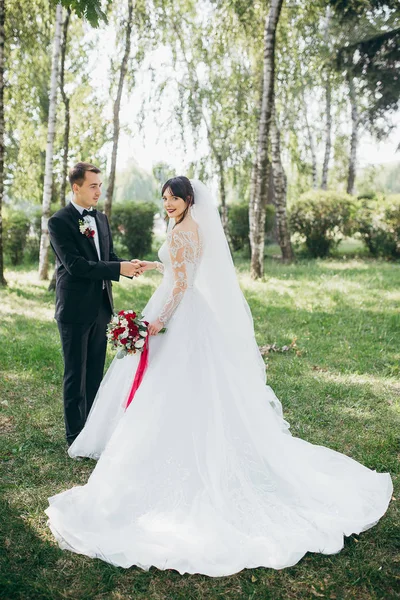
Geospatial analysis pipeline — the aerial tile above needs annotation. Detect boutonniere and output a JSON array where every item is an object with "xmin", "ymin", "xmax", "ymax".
[{"xmin": 79, "ymin": 219, "xmax": 95, "ymax": 238}]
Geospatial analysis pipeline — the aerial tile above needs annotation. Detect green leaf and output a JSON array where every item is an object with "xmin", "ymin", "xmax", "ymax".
[{"xmin": 55, "ymin": 0, "xmax": 109, "ymax": 27}]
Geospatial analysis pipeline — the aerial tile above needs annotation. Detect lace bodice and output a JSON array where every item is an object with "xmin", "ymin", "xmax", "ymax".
[{"xmin": 157, "ymin": 228, "xmax": 202, "ymax": 324}]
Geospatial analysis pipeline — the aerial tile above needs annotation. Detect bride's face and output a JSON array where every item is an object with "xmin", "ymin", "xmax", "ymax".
[{"xmin": 162, "ymin": 188, "xmax": 187, "ymax": 220}]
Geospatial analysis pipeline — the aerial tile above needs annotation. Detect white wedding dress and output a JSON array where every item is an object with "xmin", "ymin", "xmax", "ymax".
[{"xmin": 46, "ymin": 182, "xmax": 392, "ymax": 577}]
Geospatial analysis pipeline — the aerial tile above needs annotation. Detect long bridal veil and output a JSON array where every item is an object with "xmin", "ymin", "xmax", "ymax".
[{"xmin": 189, "ymin": 179, "xmax": 289, "ymax": 430}]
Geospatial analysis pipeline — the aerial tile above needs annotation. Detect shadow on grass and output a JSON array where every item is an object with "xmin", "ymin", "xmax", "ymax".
[
  {"xmin": 0, "ymin": 495, "xmax": 63, "ymax": 600},
  {"xmin": 0, "ymin": 491, "xmax": 156, "ymax": 600},
  {"xmin": 4, "ymin": 284, "xmax": 55, "ymax": 304},
  {"xmin": 0, "ymin": 271, "xmax": 157, "ymax": 313}
]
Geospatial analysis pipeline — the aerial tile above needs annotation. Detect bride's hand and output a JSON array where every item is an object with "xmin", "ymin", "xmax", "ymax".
[
  {"xmin": 131, "ymin": 260, "xmax": 155, "ymax": 272},
  {"xmin": 148, "ymin": 319, "xmax": 164, "ymax": 335}
]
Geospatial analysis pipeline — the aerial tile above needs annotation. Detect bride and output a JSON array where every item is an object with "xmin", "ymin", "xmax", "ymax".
[{"xmin": 46, "ymin": 177, "xmax": 392, "ymax": 577}]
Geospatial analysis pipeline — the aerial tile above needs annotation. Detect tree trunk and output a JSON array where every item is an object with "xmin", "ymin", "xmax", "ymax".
[
  {"xmin": 48, "ymin": 8, "xmax": 71, "ymax": 292},
  {"xmin": 249, "ymin": 0, "xmax": 284, "ymax": 279},
  {"xmin": 346, "ymin": 68, "xmax": 358, "ymax": 196},
  {"xmin": 320, "ymin": 74, "xmax": 332, "ymax": 190},
  {"xmin": 49, "ymin": 8, "xmax": 70, "ymax": 292},
  {"xmin": 38, "ymin": 3, "xmax": 63, "ymax": 280},
  {"xmin": 320, "ymin": 8, "xmax": 332, "ymax": 191},
  {"xmin": 302, "ymin": 91, "xmax": 317, "ymax": 189},
  {"xmin": 60, "ymin": 8, "xmax": 70, "ymax": 209},
  {"xmin": 0, "ymin": 0, "xmax": 6, "ymax": 286},
  {"xmin": 271, "ymin": 101, "xmax": 294, "ymax": 262},
  {"xmin": 216, "ymin": 158, "xmax": 234, "ymax": 254},
  {"xmin": 218, "ymin": 161, "xmax": 229, "ymax": 236},
  {"xmin": 104, "ymin": 0, "xmax": 133, "ymax": 221}
]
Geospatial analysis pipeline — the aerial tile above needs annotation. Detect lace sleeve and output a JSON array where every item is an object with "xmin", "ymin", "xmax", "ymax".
[
  {"xmin": 154, "ymin": 261, "xmax": 164, "ymax": 274},
  {"xmin": 158, "ymin": 231, "xmax": 193, "ymax": 324}
]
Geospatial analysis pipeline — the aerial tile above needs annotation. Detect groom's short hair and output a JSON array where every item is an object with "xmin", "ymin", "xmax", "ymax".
[{"xmin": 69, "ymin": 162, "xmax": 101, "ymax": 188}]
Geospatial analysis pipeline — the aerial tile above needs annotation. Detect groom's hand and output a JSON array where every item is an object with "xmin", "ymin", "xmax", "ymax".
[
  {"xmin": 132, "ymin": 260, "xmax": 155, "ymax": 272},
  {"xmin": 120, "ymin": 261, "xmax": 143, "ymax": 277}
]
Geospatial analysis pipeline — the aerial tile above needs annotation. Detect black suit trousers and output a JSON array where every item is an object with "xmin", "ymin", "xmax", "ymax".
[{"xmin": 57, "ymin": 290, "xmax": 112, "ymax": 445}]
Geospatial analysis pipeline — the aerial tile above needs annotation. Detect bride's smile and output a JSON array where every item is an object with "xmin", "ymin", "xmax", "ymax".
[{"xmin": 163, "ymin": 188, "xmax": 190, "ymax": 221}]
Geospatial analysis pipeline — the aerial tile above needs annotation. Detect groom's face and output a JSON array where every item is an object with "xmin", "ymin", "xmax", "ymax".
[{"xmin": 73, "ymin": 171, "xmax": 102, "ymax": 209}]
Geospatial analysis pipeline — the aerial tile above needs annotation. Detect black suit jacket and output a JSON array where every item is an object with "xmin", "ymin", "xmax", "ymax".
[{"xmin": 48, "ymin": 202, "xmax": 126, "ymax": 324}]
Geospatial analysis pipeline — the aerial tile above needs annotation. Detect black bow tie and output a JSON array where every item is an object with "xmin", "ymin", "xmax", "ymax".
[{"xmin": 81, "ymin": 209, "xmax": 97, "ymax": 217}]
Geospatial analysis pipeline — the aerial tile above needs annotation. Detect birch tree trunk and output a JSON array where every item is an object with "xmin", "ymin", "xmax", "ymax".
[
  {"xmin": 347, "ymin": 68, "xmax": 359, "ymax": 195},
  {"xmin": 218, "ymin": 158, "xmax": 228, "ymax": 236},
  {"xmin": 320, "ymin": 74, "xmax": 332, "ymax": 190},
  {"xmin": 0, "ymin": 0, "xmax": 6, "ymax": 286},
  {"xmin": 38, "ymin": 3, "xmax": 63, "ymax": 280},
  {"xmin": 271, "ymin": 101, "xmax": 294, "ymax": 262},
  {"xmin": 49, "ymin": 8, "xmax": 70, "ymax": 292},
  {"xmin": 320, "ymin": 8, "xmax": 332, "ymax": 191},
  {"xmin": 249, "ymin": 0, "xmax": 284, "ymax": 279},
  {"xmin": 104, "ymin": 0, "xmax": 133, "ymax": 221},
  {"xmin": 302, "ymin": 91, "xmax": 318, "ymax": 189},
  {"xmin": 60, "ymin": 8, "xmax": 71, "ymax": 209}
]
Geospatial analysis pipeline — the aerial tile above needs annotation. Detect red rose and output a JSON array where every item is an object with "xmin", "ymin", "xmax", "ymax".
[
  {"xmin": 113, "ymin": 327, "xmax": 125, "ymax": 338},
  {"xmin": 129, "ymin": 324, "xmax": 139, "ymax": 336}
]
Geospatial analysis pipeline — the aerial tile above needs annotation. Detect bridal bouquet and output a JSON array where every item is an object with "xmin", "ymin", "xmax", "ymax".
[{"xmin": 107, "ymin": 310, "xmax": 149, "ymax": 358}]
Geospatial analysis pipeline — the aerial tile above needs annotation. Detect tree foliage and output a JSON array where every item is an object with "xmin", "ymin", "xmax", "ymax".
[
  {"xmin": 54, "ymin": 0, "xmax": 108, "ymax": 27},
  {"xmin": 1, "ymin": 0, "xmax": 399, "ymax": 282}
]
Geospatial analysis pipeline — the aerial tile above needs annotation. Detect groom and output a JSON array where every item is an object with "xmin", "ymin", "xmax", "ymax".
[{"xmin": 48, "ymin": 162, "xmax": 141, "ymax": 447}]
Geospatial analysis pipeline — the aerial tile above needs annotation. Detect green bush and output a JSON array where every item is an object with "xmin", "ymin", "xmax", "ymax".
[
  {"xmin": 354, "ymin": 196, "xmax": 400, "ymax": 259},
  {"xmin": 357, "ymin": 192, "xmax": 377, "ymax": 201},
  {"xmin": 228, "ymin": 202, "xmax": 275, "ymax": 252},
  {"xmin": 3, "ymin": 210, "xmax": 31, "ymax": 265},
  {"xmin": 110, "ymin": 202, "xmax": 158, "ymax": 259},
  {"xmin": 25, "ymin": 208, "xmax": 42, "ymax": 263},
  {"xmin": 289, "ymin": 191, "xmax": 354, "ymax": 258}
]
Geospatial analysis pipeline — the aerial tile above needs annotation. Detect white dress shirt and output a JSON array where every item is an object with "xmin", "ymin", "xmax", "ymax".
[{"xmin": 71, "ymin": 200, "xmax": 101, "ymax": 260}]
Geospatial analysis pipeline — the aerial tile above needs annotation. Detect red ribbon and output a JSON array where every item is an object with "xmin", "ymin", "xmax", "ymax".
[{"xmin": 125, "ymin": 336, "xmax": 149, "ymax": 409}]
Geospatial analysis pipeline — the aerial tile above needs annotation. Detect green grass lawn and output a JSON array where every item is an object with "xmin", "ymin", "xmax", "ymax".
[{"xmin": 1, "ymin": 257, "xmax": 399, "ymax": 600}]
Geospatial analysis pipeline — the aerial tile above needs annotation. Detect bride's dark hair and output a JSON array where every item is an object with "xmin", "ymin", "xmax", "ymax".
[{"xmin": 162, "ymin": 176, "xmax": 195, "ymax": 224}]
